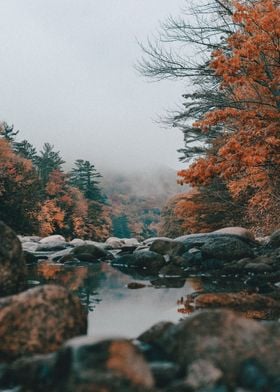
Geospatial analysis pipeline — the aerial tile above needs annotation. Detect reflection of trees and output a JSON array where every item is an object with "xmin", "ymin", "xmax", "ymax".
[{"xmin": 27, "ymin": 262, "xmax": 105, "ymax": 313}]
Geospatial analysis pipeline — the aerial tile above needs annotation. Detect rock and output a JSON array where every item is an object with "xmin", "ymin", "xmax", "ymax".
[
  {"xmin": 123, "ymin": 238, "xmax": 140, "ymax": 247},
  {"xmin": 22, "ymin": 241, "xmax": 39, "ymax": 253},
  {"xmin": 152, "ymin": 309, "xmax": 280, "ymax": 384},
  {"xmin": 37, "ymin": 241, "xmax": 69, "ymax": 252},
  {"xmin": 212, "ymin": 227, "xmax": 255, "ymax": 242},
  {"xmin": 143, "ymin": 237, "xmax": 171, "ymax": 246},
  {"xmin": 181, "ymin": 248, "xmax": 203, "ymax": 267},
  {"xmin": 55, "ymin": 337, "xmax": 154, "ymax": 391},
  {"xmin": 138, "ymin": 321, "xmax": 174, "ymax": 345},
  {"xmin": 244, "ymin": 262, "xmax": 273, "ymax": 272},
  {"xmin": 237, "ymin": 358, "xmax": 270, "ymax": 391},
  {"xmin": 18, "ymin": 235, "xmax": 41, "ymax": 243},
  {"xmin": 150, "ymin": 239, "xmax": 186, "ymax": 257},
  {"xmin": 268, "ymin": 229, "xmax": 280, "ymax": 248},
  {"xmin": 69, "ymin": 238, "xmax": 85, "ymax": 247},
  {"xmin": 149, "ymin": 361, "xmax": 180, "ymax": 388},
  {"xmin": 23, "ymin": 250, "xmax": 38, "ymax": 265},
  {"xmin": 50, "ymin": 248, "xmax": 72, "ymax": 262},
  {"xmin": 0, "ymin": 221, "xmax": 26, "ymax": 295},
  {"xmin": 201, "ymin": 236, "xmax": 253, "ymax": 261},
  {"xmin": 112, "ymin": 251, "xmax": 165, "ymax": 274},
  {"xmin": 127, "ymin": 282, "xmax": 146, "ymax": 289},
  {"xmin": 39, "ymin": 235, "xmax": 66, "ymax": 244},
  {"xmin": 1, "ymin": 353, "xmax": 56, "ymax": 391},
  {"xmin": 70, "ymin": 244, "xmax": 107, "ymax": 262},
  {"xmin": 159, "ymin": 264, "xmax": 183, "ymax": 277},
  {"xmin": 194, "ymin": 292, "xmax": 280, "ymax": 313},
  {"xmin": 185, "ymin": 359, "xmax": 223, "ymax": 389},
  {"xmin": 0, "ymin": 285, "xmax": 87, "ymax": 360},
  {"xmin": 105, "ymin": 237, "xmax": 125, "ymax": 249}
]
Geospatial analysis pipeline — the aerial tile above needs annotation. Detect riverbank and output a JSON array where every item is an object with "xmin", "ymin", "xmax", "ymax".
[{"xmin": 0, "ymin": 221, "xmax": 280, "ymax": 391}]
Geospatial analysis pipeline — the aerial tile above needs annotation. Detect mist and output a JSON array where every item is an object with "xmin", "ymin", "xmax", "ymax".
[{"xmin": 0, "ymin": 0, "xmax": 189, "ymax": 173}]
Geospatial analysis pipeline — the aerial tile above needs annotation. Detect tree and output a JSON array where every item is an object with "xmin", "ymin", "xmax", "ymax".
[
  {"xmin": 139, "ymin": 0, "xmax": 280, "ymax": 234},
  {"xmin": 69, "ymin": 159, "xmax": 103, "ymax": 202},
  {"xmin": 0, "ymin": 122, "xmax": 19, "ymax": 143},
  {"xmin": 178, "ymin": 0, "xmax": 280, "ymax": 233},
  {"xmin": 0, "ymin": 138, "xmax": 41, "ymax": 233},
  {"xmin": 14, "ymin": 140, "xmax": 38, "ymax": 163},
  {"xmin": 35, "ymin": 143, "xmax": 65, "ymax": 185}
]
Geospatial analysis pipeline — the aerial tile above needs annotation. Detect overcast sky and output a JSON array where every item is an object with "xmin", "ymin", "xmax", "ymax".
[{"xmin": 0, "ymin": 0, "xmax": 189, "ymax": 172}]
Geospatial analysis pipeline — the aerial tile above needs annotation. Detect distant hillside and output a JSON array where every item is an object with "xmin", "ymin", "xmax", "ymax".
[{"xmin": 101, "ymin": 166, "xmax": 188, "ymax": 239}]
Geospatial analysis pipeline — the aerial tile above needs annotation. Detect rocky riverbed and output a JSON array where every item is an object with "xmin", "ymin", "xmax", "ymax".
[{"xmin": 1, "ymin": 220, "xmax": 280, "ymax": 391}]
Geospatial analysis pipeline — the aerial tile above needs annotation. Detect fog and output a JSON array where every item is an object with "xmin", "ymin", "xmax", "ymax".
[{"xmin": 0, "ymin": 0, "xmax": 190, "ymax": 172}]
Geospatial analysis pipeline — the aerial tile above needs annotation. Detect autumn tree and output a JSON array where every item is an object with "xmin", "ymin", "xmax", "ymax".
[
  {"xmin": 0, "ymin": 136, "xmax": 41, "ymax": 233},
  {"xmin": 139, "ymin": 0, "xmax": 280, "ymax": 234}
]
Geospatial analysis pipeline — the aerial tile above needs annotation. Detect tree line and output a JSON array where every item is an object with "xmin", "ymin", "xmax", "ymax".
[
  {"xmin": 139, "ymin": 0, "xmax": 280, "ymax": 236},
  {"xmin": 0, "ymin": 122, "xmax": 111, "ymax": 239}
]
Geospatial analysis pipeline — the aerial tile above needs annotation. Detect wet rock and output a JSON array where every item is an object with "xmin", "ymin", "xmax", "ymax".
[
  {"xmin": 0, "ymin": 221, "xmax": 26, "ymax": 295},
  {"xmin": 138, "ymin": 321, "xmax": 174, "ymax": 345},
  {"xmin": 159, "ymin": 264, "xmax": 183, "ymax": 277},
  {"xmin": 185, "ymin": 359, "xmax": 223, "ymax": 390},
  {"xmin": 268, "ymin": 229, "xmax": 280, "ymax": 248},
  {"xmin": 55, "ymin": 336, "xmax": 154, "ymax": 391},
  {"xmin": 23, "ymin": 250, "xmax": 38, "ymax": 265},
  {"xmin": 150, "ymin": 361, "xmax": 181, "ymax": 388},
  {"xmin": 39, "ymin": 235, "xmax": 66, "ymax": 244},
  {"xmin": 150, "ymin": 239, "xmax": 186, "ymax": 257},
  {"xmin": 181, "ymin": 248, "xmax": 203, "ymax": 267},
  {"xmin": 237, "ymin": 358, "xmax": 270, "ymax": 391},
  {"xmin": 1, "ymin": 353, "xmax": 56, "ymax": 391},
  {"xmin": 50, "ymin": 248, "xmax": 72, "ymax": 262},
  {"xmin": 0, "ymin": 285, "xmax": 87, "ymax": 360},
  {"xmin": 194, "ymin": 292, "xmax": 280, "ymax": 312},
  {"xmin": 127, "ymin": 282, "xmax": 147, "ymax": 289},
  {"xmin": 22, "ymin": 241, "xmax": 39, "ymax": 253},
  {"xmin": 143, "ymin": 237, "xmax": 171, "ymax": 246},
  {"xmin": 151, "ymin": 309, "xmax": 280, "ymax": 384},
  {"xmin": 70, "ymin": 244, "xmax": 107, "ymax": 262},
  {"xmin": 113, "ymin": 251, "xmax": 165, "ymax": 273},
  {"xmin": 244, "ymin": 262, "xmax": 273, "ymax": 272},
  {"xmin": 201, "ymin": 236, "xmax": 253, "ymax": 261}
]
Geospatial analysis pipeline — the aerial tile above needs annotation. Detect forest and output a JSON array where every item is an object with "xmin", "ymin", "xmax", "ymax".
[{"xmin": 1, "ymin": 0, "xmax": 278, "ymax": 239}]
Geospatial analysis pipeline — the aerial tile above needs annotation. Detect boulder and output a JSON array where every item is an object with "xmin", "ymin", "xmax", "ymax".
[
  {"xmin": 268, "ymin": 229, "xmax": 280, "ymax": 248},
  {"xmin": 50, "ymin": 248, "xmax": 72, "ymax": 262},
  {"xmin": 212, "ymin": 227, "xmax": 255, "ymax": 241},
  {"xmin": 147, "ymin": 309, "xmax": 280, "ymax": 384},
  {"xmin": 194, "ymin": 292, "xmax": 280, "ymax": 313},
  {"xmin": 112, "ymin": 251, "xmax": 165, "ymax": 274},
  {"xmin": 39, "ymin": 235, "xmax": 66, "ymax": 244},
  {"xmin": 37, "ymin": 241, "xmax": 69, "ymax": 252},
  {"xmin": 105, "ymin": 237, "xmax": 125, "ymax": 249},
  {"xmin": 0, "ymin": 221, "xmax": 26, "ymax": 295},
  {"xmin": 200, "ymin": 236, "xmax": 254, "ymax": 261},
  {"xmin": 18, "ymin": 235, "xmax": 41, "ymax": 243},
  {"xmin": 150, "ymin": 239, "xmax": 186, "ymax": 257},
  {"xmin": 22, "ymin": 241, "xmax": 39, "ymax": 253},
  {"xmin": 69, "ymin": 238, "xmax": 85, "ymax": 247},
  {"xmin": 54, "ymin": 337, "xmax": 154, "ymax": 391},
  {"xmin": 0, "ymin": 285, "xmax": 87, "ymax": 360},
  {"xmin": 70, "ymin": 244, "xmax": 107, "ymax": 262}
]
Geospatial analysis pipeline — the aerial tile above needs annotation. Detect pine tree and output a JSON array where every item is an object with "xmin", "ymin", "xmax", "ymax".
[{"xmin": 35, "ymin": 143, "xmax": 65, "ymax": 185}]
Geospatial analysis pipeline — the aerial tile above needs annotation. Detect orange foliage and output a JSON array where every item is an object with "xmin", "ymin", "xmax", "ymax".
[{"xmin": 179, "ymin": 0, "xmax": 280, "ymax": 234}]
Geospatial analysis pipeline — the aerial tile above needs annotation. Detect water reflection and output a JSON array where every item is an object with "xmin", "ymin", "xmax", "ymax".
[{"xmin": 28, "ymin": 261, "xmax": 196, "ymax": 339}]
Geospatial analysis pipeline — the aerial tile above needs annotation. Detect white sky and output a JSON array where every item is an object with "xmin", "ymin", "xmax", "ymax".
[{"xmin": 0, "ymin": 0, "xmax": 190, "ymax": 172}]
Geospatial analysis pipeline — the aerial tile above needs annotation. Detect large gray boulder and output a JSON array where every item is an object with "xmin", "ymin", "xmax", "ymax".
[
  {"xmin": 0, "ymin": 221, "xmax": 26, "ymax": 295},
  {"xmin": 200, "ymin": 236, "xmax": 254, "ymax": 261},
  {"xmin": 150, "ymin": 239, "xmax": 186, "ymax": 257},
  {"xmin": 112, "ymin": 250, "xmax": 165, "ymax": 274}
]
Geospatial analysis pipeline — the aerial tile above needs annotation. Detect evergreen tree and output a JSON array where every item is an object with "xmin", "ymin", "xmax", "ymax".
[
  {"xmin": 14, "ymin": 140, "xmax": 38, "ymax": 163},
  {"xmin": 0, "ymin": 122, "xmax": 19, "ymax": 143},
  {"xmin": 69, "ymin": 159, "xmax": 103, "ymax": 202},
  {"xmin": 112, "ymin": 215, "xmax": 131, "ymax": 238},
  {"xmin": 35, "ymin": 143, "xmax": 65, "ymax": 185}
]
